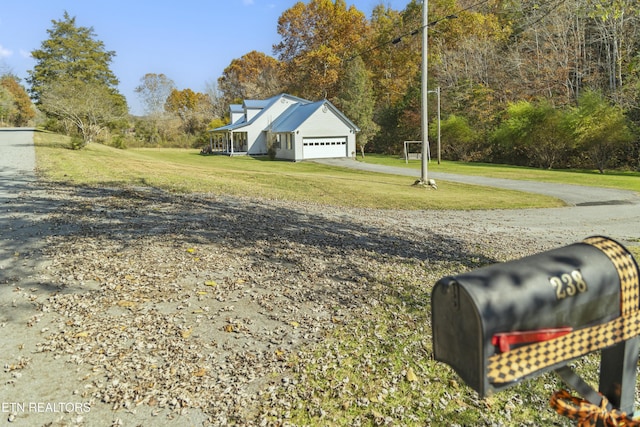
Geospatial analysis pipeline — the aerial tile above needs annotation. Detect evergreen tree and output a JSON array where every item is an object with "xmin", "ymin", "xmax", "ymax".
[
  {"xmin": 336, "ymin": 56, "xmax": 378, "ymax": 158},
  {"xmin": 27, "ymin": 12, "xmax": 123, "ymax": 105},
  {"xmin": 27, "ymin": 12, "xmax": 127, "ymax": 145}
]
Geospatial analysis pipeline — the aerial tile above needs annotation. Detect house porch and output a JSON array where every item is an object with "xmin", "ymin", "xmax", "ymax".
[{"xmin": 206, "ymin": 131, "xmax": 248, "ymax": 156}]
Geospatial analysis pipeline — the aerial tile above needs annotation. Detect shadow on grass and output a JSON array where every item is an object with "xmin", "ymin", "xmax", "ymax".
[{"xmin": 0, "ymin": 176, "xmax": 500, "ymax": 316}]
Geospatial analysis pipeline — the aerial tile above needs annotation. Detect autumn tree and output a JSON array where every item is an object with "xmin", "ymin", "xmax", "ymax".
[
  {"xmin": 485, "ymin": 0, "xmax": 590, "ymax": 104},
  {"xmin": 164, "ymin": 88, "xmax": 211, "ymax": 135},
  {"xmin": 0, "ymin": 86, "xmax": 14, "ymax": 125},
  {"xmin": 424, "ymin": 0, "xmax": 510, "ymax": 154},
  {"xmin": 135, "ymin": 73, "xmax": 175, "ymax": 116},
  {"xmin": 274, "ymin": 0, "xmax": 370, "ymax": 100},
  {"xmin": 218, "ymin": 51, "xmax": 282, "ymax": 105},
  {"xmin": 366, "ymin": 0, "xmax": 509, "ymax": 154},
  {"xmin": 0, "ymin": 75, "xmax": 35, "ymax": 126},
  {"xmin": 583, "ymin": 0, "xmax": 640, "ymax": 108},
  {"xmin": 365, "ymin": 1, "xmax": 423, "ymax": 108}
]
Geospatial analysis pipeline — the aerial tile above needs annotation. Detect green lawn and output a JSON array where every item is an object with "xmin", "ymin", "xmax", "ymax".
[
  {"xmin": 361, "ymin": 154, "xmax": 640, "ymax": 193},
  {"xmin": 34, "ymin": 132, "xmax": 568, "ymax": 210}
]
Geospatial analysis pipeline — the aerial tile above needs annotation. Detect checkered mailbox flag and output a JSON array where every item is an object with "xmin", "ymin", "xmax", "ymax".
[{"xmin": 432, "ymin": 236, "xmax": 640, "ymax": 419}]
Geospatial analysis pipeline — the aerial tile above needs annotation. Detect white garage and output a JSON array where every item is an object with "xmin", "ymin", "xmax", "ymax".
[
  {"xmin": 302, "ymin": 137, "xmax": 347, "ymax": 159},
  {"xmin": 209, "ymin": 94, "xmax": 359, "ymax": 161}
]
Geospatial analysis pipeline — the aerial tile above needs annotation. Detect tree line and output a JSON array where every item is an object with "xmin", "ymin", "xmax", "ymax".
[
  {"xmin": 209, "ymin": 0, "xmax": 640, "ymax": 172},
  {"xmin": 7, "ymin": 1, "xmax": 640, "ymax": 172}
]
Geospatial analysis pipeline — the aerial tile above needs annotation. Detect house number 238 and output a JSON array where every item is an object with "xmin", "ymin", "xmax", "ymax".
[{"xmin": 549, "ymin": 270, "xmax": 588, "ymax": 300}]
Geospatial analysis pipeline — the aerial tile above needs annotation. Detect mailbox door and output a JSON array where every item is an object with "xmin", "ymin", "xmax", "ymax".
[{"xmin": 432, "ymin": 279, "xmax": 486, "ymax": 394}]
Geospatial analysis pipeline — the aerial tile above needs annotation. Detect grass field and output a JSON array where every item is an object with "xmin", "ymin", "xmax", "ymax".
[
  {"xmin": 31, "ymin": 132, "xmax": 640, "ymax": 425},
  {"xmin": 34, "ymin": 132, "xmax": 570, "ymax": 211},
  {"xmin": 363, "ymin": 154, "xmax": 640, "ymax": 193}
]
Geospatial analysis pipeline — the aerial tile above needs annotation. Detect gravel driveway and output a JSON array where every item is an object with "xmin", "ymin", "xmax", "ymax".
[
  {"xmin": 0, "ymin": 129, "xmax": 638, "ymax": 426},
  {"xmin": 315, "ymin": 157, "xmax": 640, "ymax": 246}
]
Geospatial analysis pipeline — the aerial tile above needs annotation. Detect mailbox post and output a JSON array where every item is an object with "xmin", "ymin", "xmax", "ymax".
[
  {"xmin": 432, "ymin": 236, "xmax": 640, "ymax": 420},
  {"xmin": 600, "ymin": 338, "xmax": 640, "ymax": 413}
]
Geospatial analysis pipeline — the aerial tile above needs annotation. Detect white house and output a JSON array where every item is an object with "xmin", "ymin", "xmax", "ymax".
[{"xmin": 208, "ymin": 94, "xmax": 360, "ymax": 161}]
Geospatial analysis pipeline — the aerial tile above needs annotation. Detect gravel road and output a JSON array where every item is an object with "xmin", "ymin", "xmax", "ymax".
[
  {"xmin": 316, "ymin": 157, "xmax": 640, "ymax": 247},
  {"xmin": 0, "ymin": 129, "xmax": 638, "ymax": 426}
]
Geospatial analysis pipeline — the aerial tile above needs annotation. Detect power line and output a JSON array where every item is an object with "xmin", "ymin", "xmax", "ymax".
[
  {"xmin": 346, "ymin": 0, "xmax": 492, "ymax": 62},
  {"xmin": 508, "ymin": 0, "xmax": 566, "ymax": 37}
]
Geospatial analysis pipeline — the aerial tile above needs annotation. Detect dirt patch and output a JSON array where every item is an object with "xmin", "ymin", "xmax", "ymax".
[{"xmin": 0, "ymin": 181, "xmax": 603, "ymax": 426}]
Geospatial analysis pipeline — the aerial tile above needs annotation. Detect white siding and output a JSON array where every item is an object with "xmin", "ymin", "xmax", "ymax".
[
  {"xmin": 275, "ymin": 133, "xmax": 296, "ymax": 160},
  {"xmin": 294, "ymin": 107, "xmax": 356, "ymax": 161},
  {"xmin": 245, "ymin": 97, "xmax": 301, "ymax": 155},
  {"xmin": 230, "ymin": 104, "xmax": 244, "ymax": 124},
  {"xmin": 246, "ymin": 107, "xmax": 262, "ymax": 121}
]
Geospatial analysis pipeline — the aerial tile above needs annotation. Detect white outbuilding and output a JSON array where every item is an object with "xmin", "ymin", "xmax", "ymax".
[{"xmin": 208, "ymin": 94, "xmax": 359, "ymax": 161}]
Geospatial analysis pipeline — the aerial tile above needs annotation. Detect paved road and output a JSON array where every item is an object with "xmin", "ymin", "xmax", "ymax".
[
  {"xmin": 0, "ymin": 127, "xmax": 37, "ymax": 188},
  {"xmin": 315, "ymin": 158, "xmax": 640, "ymax": 247},
  {"xmin": 0, "ymin": 128, "xmax": 44, "ymax": 287}
]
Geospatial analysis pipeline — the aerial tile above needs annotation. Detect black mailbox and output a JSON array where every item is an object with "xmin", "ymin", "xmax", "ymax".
[{"xmin": 432, "ymin": 236, "xmax": 640, "ymax": 405}]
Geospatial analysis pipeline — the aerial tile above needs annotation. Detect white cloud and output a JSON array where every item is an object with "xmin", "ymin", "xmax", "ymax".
[
  {"xmin": 0, "ymin": 44, "xmax": 13, "ymax": 59},
  {"xmin": 19, "ymin": 49, "xmax": 30, "ymax": 59}
]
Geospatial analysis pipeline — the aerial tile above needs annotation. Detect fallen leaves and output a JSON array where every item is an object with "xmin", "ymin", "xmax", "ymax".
[
  {"xmin": 405, "ymin": 366, "xmax": 418, "ymax": 382},
  {"xmin": 116, "ymin": 300, "xmax": 136, "ymax": 308},
  {"xmin": 193, "ymin": 367, "xmax": 207, "ymax": 377},
  {"xmin": 23, "ymin": 182, "xmax": 550, "ymax": 426},
  {"xmin": 4, "ymin": 356, "xmax": 31, "ymax": 372}
]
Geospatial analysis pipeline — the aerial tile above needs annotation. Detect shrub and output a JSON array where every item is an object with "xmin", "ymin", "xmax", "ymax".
[{"xmin": 567, "ymin": 90, "xmax": 634, "ymax": 173}]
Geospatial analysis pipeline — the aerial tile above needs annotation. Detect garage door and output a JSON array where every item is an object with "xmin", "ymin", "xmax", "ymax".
[{"xmin": 302, "ymin": 137, "xmax": 347, "ymax": 159}]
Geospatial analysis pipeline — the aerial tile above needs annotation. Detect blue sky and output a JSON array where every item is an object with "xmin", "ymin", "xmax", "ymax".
[{"xmin": 0, "ymin": 0, "xmax": 410, "ymax": 115}]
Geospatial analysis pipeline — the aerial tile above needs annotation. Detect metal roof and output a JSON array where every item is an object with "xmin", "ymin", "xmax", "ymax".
[
  {"xmin": 243, "ymin": 99, "xmax": 271, "ymax": 109},
  {"xmin": 269, "ymin": 102, "xmax": 320, "ymax": 132},
  {"xmin": 270, "ymin": 100, "xmax": 360, "ymax": 133},
  {"xmin": 213, "ymin": 116, "xmax": 247, "ymax": 131},
  {"xmin": 209, "ymin": 94, "xmax": 359, "ymax": 133}
]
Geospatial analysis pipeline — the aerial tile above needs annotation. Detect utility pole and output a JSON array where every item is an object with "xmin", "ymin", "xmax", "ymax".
[
  {"xmin": 420, "ymin": 0, "xmax": 429, "ymax": 185},
  {"xmin": 436, "ymin": 87, "xmax": 441, "ymax": 164}
]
